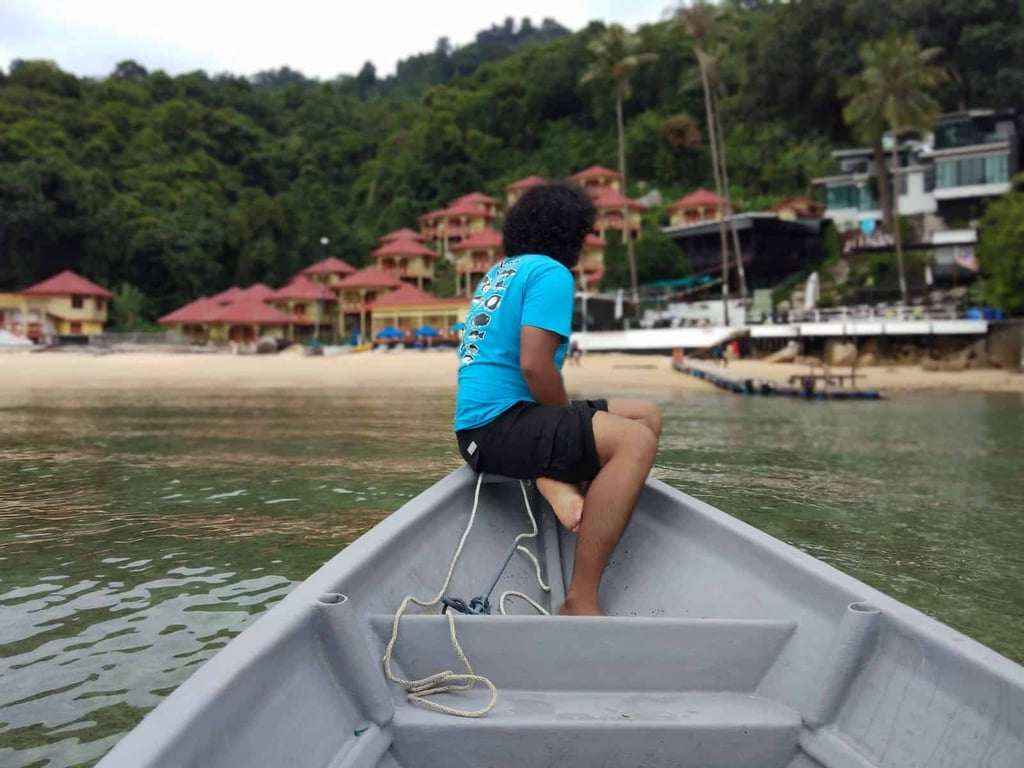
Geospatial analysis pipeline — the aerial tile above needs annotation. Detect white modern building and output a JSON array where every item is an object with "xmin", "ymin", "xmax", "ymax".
[
  {"xmin": 815, "ymin": 110, "xmax": 1020, "ymax": 233},
  {"xmin": 923, "ymin": 110, "xmax": 1017, "ymax": 226},
  {"xmin": 813, "ymin": 140, "xmax": 938, "ymax": 231}
]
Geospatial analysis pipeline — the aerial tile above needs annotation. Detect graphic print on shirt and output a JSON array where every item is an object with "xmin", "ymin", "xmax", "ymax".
[{"xmin": 459, "ymin": 258, "xmax": 519, "ymax": 366}]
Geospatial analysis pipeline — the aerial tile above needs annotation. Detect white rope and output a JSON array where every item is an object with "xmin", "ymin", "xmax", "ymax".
[
  {"xmin": 498, "ymin": 481, "xmax": 550, "ymax": 616},
  {"xmin": 382, "ymin": 475, "xmax": 551, "ymax": 717}
]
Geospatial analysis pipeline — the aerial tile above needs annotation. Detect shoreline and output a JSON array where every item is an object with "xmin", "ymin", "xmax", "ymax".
[{"xmin": 1, "ymin": 350, "xmax": 1021, "ymax": 398}]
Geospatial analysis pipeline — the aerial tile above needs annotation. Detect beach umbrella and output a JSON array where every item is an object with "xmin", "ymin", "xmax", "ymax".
[
  {"xmin": 414, "ymin": 325, "xmax": 441, "ymax": 337},
  {"xmin": 450, "ymin": 322, "xmax": 466, "ymax": 331},
  {"xmin": 804, "ymin": 272, "xmax": 820, "ymax": 313},
  {"xmin": 375, "ymin": 326, "xmax": 404, "ymax": 339}
]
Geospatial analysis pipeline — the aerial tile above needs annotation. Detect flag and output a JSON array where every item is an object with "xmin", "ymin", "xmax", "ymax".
[{"xmin": 955, "ymin": 249, "xmax": 979, "ymax": 272}]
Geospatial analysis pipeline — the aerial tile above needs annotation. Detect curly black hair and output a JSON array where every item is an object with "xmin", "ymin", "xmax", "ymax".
[{"xmin": 502, "ymin": 182, "xmax": 596, "ymax": 270}]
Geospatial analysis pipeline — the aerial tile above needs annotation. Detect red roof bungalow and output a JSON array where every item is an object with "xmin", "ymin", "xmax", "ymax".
[
  {"xmin": 576, "ymin": 233, "xmax": 607, "ymax": 288},
  {"xmin": 451, "ymin": 229, "xmax": 504, "ymax": 296},
  {"xmin": 19, "ymin": 270, "xmax": 114, "ymax": 336},
  {"xmin": 435, "ymin": 201, "xmax": 496, "ymax": 249},
  {"xmin": 450, "ymin": 192, "xmax": 501, "ymax": 218},
  {"xmin": 593, "ymin": 190, "xmax": 647, "ymax": 239},
  {"xmin": 206, "ymin": 295, "xmax": 293, "ymax": 344},
  {"xmin": 505, "ymin": 175, "xmax": 546, "ymax": 207},
  {"xmin": 158, "ymin": 296, "xmax": 218, "ymax": 342},
  {"xmin": 370, "ymin": 239, "xmax": 441, "ymax": 289},
  {"xmin": 420, "ymin": 202, "xmax": 496, "ymax": 250},
  {"xmin": 380, "ymin": 228, "xmax": 426, "ymax": 244},
  {"xmin": 568, "ymin": 165, "xmax": 622, "ymax": 198},
  {"xmin": 667, "ymin": 188, "xmax": 734, "ymax": 227},
  {"xmin": 416, "ymin": 208, "xmax": 448, "ymax": 242},
  {"xmin": 301, "ymin": 256, "xmax": 357, "ymax": 289},
  {"xmin": 269, "ymin": 277, "xmax": 335, "ymax": 341},
  {"xmin": 369, "ymin": 283, "xmax": 469, "ymax": 341},
  {"xmin": 334, "ymin": 267, "xmax": 403, "ymax": 343}
]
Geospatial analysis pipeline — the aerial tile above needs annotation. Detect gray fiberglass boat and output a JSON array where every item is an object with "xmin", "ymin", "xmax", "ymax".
[{"xmin": 99, "ymin": 466, "xmax": 1024, "ymax": 768}]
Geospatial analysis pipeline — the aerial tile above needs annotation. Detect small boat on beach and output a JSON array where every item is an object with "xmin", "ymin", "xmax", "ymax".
[{"xmin": 98, "ymin": 467, "xmax": 1024, "ymax": 768}]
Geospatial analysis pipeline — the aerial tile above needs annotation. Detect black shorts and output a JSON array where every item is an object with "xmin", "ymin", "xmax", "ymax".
[{"xmin": 456, "ymin": 399, "xmax": 608, "ymax": 484}]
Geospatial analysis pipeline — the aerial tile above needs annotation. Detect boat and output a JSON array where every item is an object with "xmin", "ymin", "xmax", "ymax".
[{"xmin": 98, "ymin": 466, "xmax": 1024, "ymax": 768}]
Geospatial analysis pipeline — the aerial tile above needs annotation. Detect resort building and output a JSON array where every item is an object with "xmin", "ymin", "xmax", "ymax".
[
  {"xmin": 666, "ymin": 189, "xmax": 733, "ymax": 227},
  {"xmin": 813, "ymin": 140, "xmax": 938, "ymax": 232},
  {"xmin": 0, "ymin": 270, "xmax": 113, "ymax": 338},
  {"xmin": 0, "ymin": 292, "xmax": 52, "ymax": 341},
  {"xmin": 922, "ymin": 110, "xmax": 1019, "ymax": 225},
  {"xmin": 575, "ymin": 233, "xmax": 607, "ymax": 288},
  {"xmin": 300, "ymin": 256, "xmax": 357, "ymax": 289},
  {"xmin": 449, "ymin": 192, "xmax": 502, "ymax": 219},
  {"xmin": 593, "ymin": 190, "xmax": 646, "ymax": 240},
  {"xmin": 416, "ymin": 209, "xmax": 447, "ymax": 244},
  {"xmin": 379, "ymin": 228, "xmax": 425, "ymax": 244},
  {"xmin": 568, "ymin": 165, "xmax": 622, "ymax": 199},
  {"xmin": 451, "ymin": 229, "xmax": 504, "ymax": 297},
  {"xmin": 505, "ymin": 175, "xmax": 545, "ymax": 207},
  {"xmin": 157, "ymin": 297, "xmax": 218, "ymax": 343},
  {"xmin": 368, "ymin": 283, "xmax": 469, "ymax": 339},
  {"xmin": 421, "ymin": 201, "xmax": 497, "ymax": 254},
  {"xmin": 662, "ymin": 212, "xmax": 824, "ymax": 296},
  {"xmin": 268, "ymin": 277, "xmax": 336, "ymax": 341},
  {"xmin": 334, "ymin": 267, "xmax": 402, "ymax": 344},
  {"xmin": 205, "ymin": 294, "xmax": 292, "ymax": 343},
  {"xmin": 370, "ymin": 238, "xmax": 440, "ymax": 289}
]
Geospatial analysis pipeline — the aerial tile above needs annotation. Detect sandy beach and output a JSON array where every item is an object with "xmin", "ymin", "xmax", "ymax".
[{"xmin": 1, "ymin": 349, "xmax": 1020, "ymax": 397}]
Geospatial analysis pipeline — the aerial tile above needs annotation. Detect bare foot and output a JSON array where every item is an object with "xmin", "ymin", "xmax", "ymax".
[
  {"xmin": 558, "ymin": 596, "xmax": 602, "ymax": 616},
  {"xmin": 535, "ymin": 477, "xmax": 584, "ymax": 532}
]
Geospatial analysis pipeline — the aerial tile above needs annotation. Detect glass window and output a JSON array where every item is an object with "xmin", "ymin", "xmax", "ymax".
[
  {"xmin": 985, "ymin": 154, "xmax": 1009, "ymax": 184},
  {"xmin": 858, "ymin": 188, "xmax": 879, "ymax": 211},
  {"xmin": 826, "ymin": 185, "xmax": 858, "ymax": 209},
  {"xmin": 71, "ymin": 296, "xmax": 83, "ymax": 309},
  {"xmin": 936, "ymin": 154, "xmax": 1010, "ymax": 187}
]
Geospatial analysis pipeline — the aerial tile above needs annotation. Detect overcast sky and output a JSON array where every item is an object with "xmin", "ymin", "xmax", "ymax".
[{"xmin": 1, "ymin": 1, "xmax": 672, "ymax": 80}]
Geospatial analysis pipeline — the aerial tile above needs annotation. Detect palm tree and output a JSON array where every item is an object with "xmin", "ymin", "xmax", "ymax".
[
  {"xmin": 842, "ymin": 33, "xmax": 946, "ymax": 304},
  {"xmin": 702, "ymin": 45, "xmax": 748, "ymax": 310},
  {"xmin": 673, "ymin": 1, "xmax": 737, "ymax": 323},
  {"xmin": 581, "ymin": 24, "xmax": 657, "ymax": 312}
]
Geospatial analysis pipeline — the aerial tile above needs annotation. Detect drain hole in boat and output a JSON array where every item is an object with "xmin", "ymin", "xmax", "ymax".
[
  {"xmin": 847, "ymin": 601, "xmax": 880, "ymax": 614},
  {"xmin": 318, "ymin": 593, "xmax": 348, "ymax": 605}
]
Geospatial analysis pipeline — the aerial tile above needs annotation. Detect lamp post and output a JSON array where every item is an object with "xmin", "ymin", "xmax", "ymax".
[{"xmin": 316, "ymin": 236, "xmax": 328, "ymax": 342}]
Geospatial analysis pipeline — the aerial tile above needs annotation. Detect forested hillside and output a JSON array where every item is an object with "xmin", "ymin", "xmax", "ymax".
[{"xmin": 2, "ymin": 2, "xmax": 1022, "ymax": 320}]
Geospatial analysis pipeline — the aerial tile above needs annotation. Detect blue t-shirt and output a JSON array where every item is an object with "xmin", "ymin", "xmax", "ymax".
[{"xmin": 454, "ymin": 254, "xmax": 574, "ymax": 431}]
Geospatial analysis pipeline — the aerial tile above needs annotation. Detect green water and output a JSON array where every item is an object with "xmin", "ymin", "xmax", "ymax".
[{"xmin": 1, "ymin": 387, "xmax": 1022, "ymax": 767}]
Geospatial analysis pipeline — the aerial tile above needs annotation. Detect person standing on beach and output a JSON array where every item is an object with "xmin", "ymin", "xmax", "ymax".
[{"xmin": 454, "ymin": 182, "xmax": 662, "ymax": 616}]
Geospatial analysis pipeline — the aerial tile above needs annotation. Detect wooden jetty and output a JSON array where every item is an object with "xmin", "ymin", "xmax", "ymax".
[{"xmin": 672, "ymin": 355, "xmax": 882, "ymax": 401}]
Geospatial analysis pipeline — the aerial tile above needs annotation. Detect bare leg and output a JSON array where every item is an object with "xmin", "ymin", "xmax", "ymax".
[
  {"xmin": 607, "ymin": 398, "xmax": 663, "ymax": 439},
  {"xmin": 536, "ymin": 477, "xmax": 584, "ymax": 532},
  {"xmin": 560, "ymin": 412, "xmax": 658, "ymax": 616}
]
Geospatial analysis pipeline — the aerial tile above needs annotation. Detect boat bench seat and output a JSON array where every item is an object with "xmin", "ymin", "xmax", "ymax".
[{"xmin": 369, "ymin": 614, "xmax": 802, "ymax": 768}]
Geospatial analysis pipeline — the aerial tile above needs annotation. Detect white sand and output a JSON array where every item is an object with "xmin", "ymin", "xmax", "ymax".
[{"xmin": 0, "ymin": 349, "xmax": 1020, "ymax": 397}]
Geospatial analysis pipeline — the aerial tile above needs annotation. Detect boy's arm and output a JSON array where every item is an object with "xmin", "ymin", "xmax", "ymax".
[{"xmin": 520, "ymin": 326, "xmax": 569, "ymax": 406}]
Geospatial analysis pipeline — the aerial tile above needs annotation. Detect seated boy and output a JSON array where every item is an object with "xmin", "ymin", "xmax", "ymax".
[{"xmin": 454, "ymin": 182, "xmax": 662, "ymax": 616}]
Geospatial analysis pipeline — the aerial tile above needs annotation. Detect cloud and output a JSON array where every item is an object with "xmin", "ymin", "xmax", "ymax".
[{"xmin": 0, "ymin": 0, "xmax": 669, "ymax": 80}]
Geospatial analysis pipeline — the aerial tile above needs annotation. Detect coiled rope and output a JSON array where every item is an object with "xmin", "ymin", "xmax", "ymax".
[{"xmin": 382, "ymin": 474, "xmax": 550, "ymax": 717}]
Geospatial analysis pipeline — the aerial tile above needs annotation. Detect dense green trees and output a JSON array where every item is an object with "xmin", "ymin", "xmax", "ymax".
[
  {"xmin": 978, "ymin": 178, "xmax": 1024, "ymax": 315},
  {"xmin": 1, "ymin": 4, "xmax": 1022, "ymax": 320}
]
